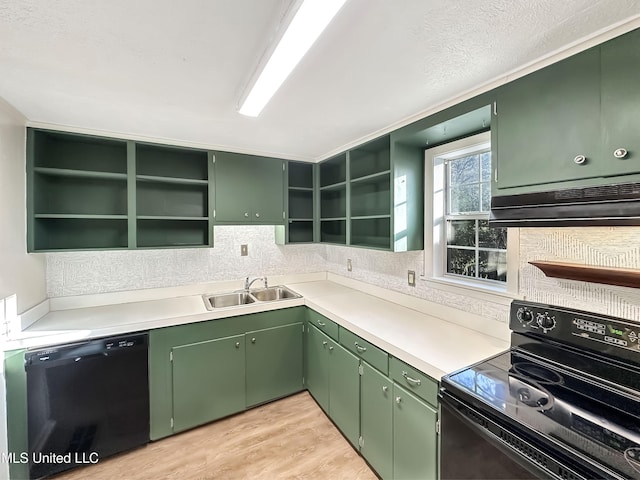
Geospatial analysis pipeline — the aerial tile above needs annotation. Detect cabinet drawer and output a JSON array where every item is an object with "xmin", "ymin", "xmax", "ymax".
[
  {"xmin": 307, "ymin": 309, "xmax": 339, "ymax": 340},
  {"xmin": 339, "ymin": 328, "xmax": 389, "ymax": 375},
  {"xmin": 389, "ymin": 357, "xmax": 438, "ymax": 407}
]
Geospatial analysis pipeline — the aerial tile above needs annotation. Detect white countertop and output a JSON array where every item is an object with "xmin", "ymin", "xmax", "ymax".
[{"xmin": 6, "ymin": 278, "xmax": 510, "ymax": 380}]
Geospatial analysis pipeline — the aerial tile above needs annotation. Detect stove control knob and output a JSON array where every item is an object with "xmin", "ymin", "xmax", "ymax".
[
  {"xmin": 537, "ymin": 313, "xmax": 556, "ymax": 331},
  {"xmin": 517, "ymin": 307, "xmax": 534, "ymax": 325}
]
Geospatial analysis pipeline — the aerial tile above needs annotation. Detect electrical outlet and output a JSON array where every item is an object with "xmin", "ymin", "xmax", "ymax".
[
  {"xmin": 347, "ymin": 259, "xmax": 352, "ymax": 272},
  {"xmin": 241, "ymin": 244, "xmax": 248, "ymax": 256},
  {"xmin": 408, "ymin": 270, "xmax": 416, "ymax": 287}
]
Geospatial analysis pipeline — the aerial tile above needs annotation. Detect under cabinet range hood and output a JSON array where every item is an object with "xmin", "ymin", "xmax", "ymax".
[{"xmin": 489, "ymin": 181, "xmax": 640, "ymax": 227}]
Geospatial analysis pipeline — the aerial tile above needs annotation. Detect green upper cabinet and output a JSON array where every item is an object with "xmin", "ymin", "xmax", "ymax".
[
  {"xmin": 27, "ymin": 128, "xmax": 213, "ymax": 251},
  {"xmin": 317, "ymin": 134, "xmax": 424, "ymax": 251},
  {"xmin": 27, "ymin": 129, "xmax": 130, "ymax": 251},
  {"xmin": 214, "ymin": 151, "xmax": 285, "ymax": 224},
  {"xmin": 284, "ymin": 161, "xmax": 316, "ymax": 244},
  {"xmin": 494, "ymin": 27, "xmax": 640, "ymax": 194}
]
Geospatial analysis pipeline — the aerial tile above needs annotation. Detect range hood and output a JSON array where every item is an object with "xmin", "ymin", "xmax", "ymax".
[{"xmin": 489, "ymin": 181, "xmax": 640, "ymax": 227}]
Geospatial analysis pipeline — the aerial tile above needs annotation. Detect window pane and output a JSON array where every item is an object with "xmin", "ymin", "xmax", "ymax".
[
  {"xmin": 480, "ymin": 183, "xmax": 491, "ymax": 212},
  {"xmin": 480, "ymin": 152, "xmax": 491, "ymax": 182},
  {"xmin": 478, "ymin": 220, "xmax": 507, "ymax": 249},
  {"xmin": 450, "ymin": 184, "xmax": 480, "ymax": 213},
  {"xmin": 479, "ymin": 250, "xmax": 507, "ymax": 282},
  {"xmin": 447, "ymin": 248, "xmax": 476, "ymax": 277},
  {"xmin": 449, "ymin": 155, "xmax": 479, "ymax": 186},
  {"xmin": 447, "ymin": 220, "xmax": 475, "ymax": 246}
]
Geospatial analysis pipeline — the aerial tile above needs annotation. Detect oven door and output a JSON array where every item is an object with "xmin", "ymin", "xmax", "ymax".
[{"xmin": 439, "ymin": 391, "xmax": 586, "ymax": 480}]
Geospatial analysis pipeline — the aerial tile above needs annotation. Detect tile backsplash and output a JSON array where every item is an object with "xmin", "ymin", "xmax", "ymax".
[{"xmin": 46, "ymin": 225, "xmax": 640, "ymax": 323}]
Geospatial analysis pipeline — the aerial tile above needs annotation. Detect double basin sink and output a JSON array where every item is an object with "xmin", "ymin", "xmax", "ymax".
[{"xmin": 203, "ymin": 286, "xmax": 301, "ymax": 310}]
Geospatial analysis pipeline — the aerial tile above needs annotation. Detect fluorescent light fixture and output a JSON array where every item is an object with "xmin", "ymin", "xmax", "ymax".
[{"xmin": 238, "ymin": 0, "xmax": 348, "ymax": 117}]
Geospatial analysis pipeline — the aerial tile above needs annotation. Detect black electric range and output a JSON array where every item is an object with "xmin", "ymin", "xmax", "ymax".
[{"xmin": 440, "ymin": 300, "xmax": 640, "ymax": 480}]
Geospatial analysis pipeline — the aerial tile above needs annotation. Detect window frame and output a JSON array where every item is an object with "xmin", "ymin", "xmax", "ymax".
[{"xmin": 423, "ymin": 131, "xmax": 519, "ymax": 301}]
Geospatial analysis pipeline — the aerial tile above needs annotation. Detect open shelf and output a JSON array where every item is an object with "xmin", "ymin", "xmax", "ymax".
[
  {"xmin": 529, "ymin": 261, "xmax": 640, "ymax": 288},
  {"xmin": 137, "ymin": 218, "xmax": 209, "ymax": 248},
  {"xmin": 288, "ymin": 220, "xmax": 314, "ymax": 243},
  {"xmin": 350, "ymin": 173, "xmax": 391, "ymax": 217},
  {"xmin": 320, "ymin": 153, "xmax": 347, "ymax": 187},
  {"xmin": 350, "ymin": 136, "xmax": 390, "ymax": 180},
  {"xmin": 33, "ymin": 217, "xmax": 128, "ymax": 251},
  {"xmin": 321, "ymin": 188, "xmax": 346, "ymax": 219},
  {"xmin": 288, "ymin": 162, "xmax": 314, "ymax": 189},
  {"xmin": 137, "ymin": 182, "xmax": 208, "ymax": 218},
  {"xmin": 136, "ymin": 144, "xmax": 208, "ymax": 181},
  {"xmin": 289, "ymin": 189, "xmax": 314, "ymax": 219},
  {"xmin": 350, "ymin": 218, "xmax": 391, "ymax": 249},
  {"xmin": 320, "ymin": 219, "xmax": 346, "ymax": 244}
]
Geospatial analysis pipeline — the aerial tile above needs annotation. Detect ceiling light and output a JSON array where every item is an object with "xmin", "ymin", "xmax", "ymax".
[{"xmin": 238, "ymin": 0, "xmax": 348, "ymax": 117}]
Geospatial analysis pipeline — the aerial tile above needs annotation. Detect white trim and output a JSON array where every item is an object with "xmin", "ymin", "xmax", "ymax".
[{"xmin": 424, "ymin": 132, "xmax": 520, "ymax": 299}]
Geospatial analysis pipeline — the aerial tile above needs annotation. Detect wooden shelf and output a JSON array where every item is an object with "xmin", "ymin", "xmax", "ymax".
[{"xmin": 529, "ymin": 261, "xmax": 640, "ymax": 288}]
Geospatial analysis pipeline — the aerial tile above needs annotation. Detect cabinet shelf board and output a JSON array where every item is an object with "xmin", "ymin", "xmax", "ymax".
[
  {"xmin": 529, "ymin": 261, "xmax": 640, "ymax": 288},
  {"xmin": 137, "ymin": 216, "xmax": 209, "ymax": 221},
  {"xmin": 351, "ymin": 214, "xmax": 391, "ymax": 220},
  {"xmin": 319, "ymin": 181, "xmax": 347, "ymax": 191},
  {"xmin": 350, "ymin": 170, "xmax": 391, "ymax": 184},
  {"xmin": 288, "ymin": 186, "xmax": 314, "ymax": 192},
  {"xmin": 136, "ymin": 175, "xmax": 208, "ymax": 186},
  {"xmin": 34, "ymin": 214, "xmax": 128, "ymax": 220},
  {"xmin": 34, "ymin": 167, "xmax": 127, "ymax": 180},
  {"xmin": 288, "ymin": 218, "xmax": 314, "ymax": 222},
  {"xmin": 320, "ymin": 217, "xmax": 347, "ymax": 222}
]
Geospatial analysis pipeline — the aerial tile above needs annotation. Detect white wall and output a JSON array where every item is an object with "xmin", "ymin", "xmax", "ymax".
[{"xmin": 0, "ymin": 98, "xmax": 46, "ymax": 313}]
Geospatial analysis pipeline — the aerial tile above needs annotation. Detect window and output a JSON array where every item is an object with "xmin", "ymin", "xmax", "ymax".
[{"xmin": 426, "ymin": 131, "xmax": 515, "ymax": 294}]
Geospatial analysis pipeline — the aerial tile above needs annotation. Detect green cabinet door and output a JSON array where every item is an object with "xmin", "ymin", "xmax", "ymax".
[
  {"xmin": 306, "ymin": 324, "xmax": 330, "ymax": 412},
  {"xmin": 601, "ymin": 27, "xmax": 640, "ymax": 177},
  {"xmin": 214, "ymin": 151, "xmax": 284, "ymax": 224},
  {"xmin": 328, "ymin": 340, "xmax": 360, "ymax": 448},
  {"xmin": 172, "ymin": 334, "xmax": 246, "ymax": 432},
  {"xmin": 393, "ymin": 384, "xmax": 438, "ymax": 480},
  {"xmin": 496, "ymin": 47, "xmax": 601, "ymax": 191},
  {"xmin": 361, "ymin": 362, "xmax": 393, "ymax": 480},
  {"xmin": 246, "ymin": 322, "xmax": 303, "ymax": 407}
]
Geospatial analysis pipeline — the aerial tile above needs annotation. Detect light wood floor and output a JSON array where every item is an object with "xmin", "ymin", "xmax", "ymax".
[{"xmin": 53, "ymin": 391, "xmax": 377, "ymax": 479}]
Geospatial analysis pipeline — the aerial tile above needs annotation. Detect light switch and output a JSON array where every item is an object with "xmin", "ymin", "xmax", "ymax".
[{"xmin": 408, "ymin": 270, "xmax": 416, "ymax": 287}]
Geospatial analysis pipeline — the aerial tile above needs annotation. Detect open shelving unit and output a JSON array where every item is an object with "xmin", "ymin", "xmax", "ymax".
[
  {"xmin": 28, "ymin": 129, "xmax": 130, "ymax": 251},
  {"xmin": 27, "ymin": 129, "xmax": 213, "ymax": 251},
  {"xmin": 135, "ymin": 144, "xmax": 211, "ymax": 248},
  {"xmin": 319, "ymin": 153, "xmax": 347, "ymax": 244},
  {"xmin": 286, "ymin": 161, "xmax": 315, "ymax": 243}
]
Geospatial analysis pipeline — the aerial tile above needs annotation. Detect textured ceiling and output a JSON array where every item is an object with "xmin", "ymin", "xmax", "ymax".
[{"xmin": 1, "ymin": 0, "xmax": 640, "ymax": 161}]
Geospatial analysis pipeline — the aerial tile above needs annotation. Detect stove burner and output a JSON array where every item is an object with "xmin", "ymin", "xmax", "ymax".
[{"xmin": 512, "ymin": 361, "xmax": 564, "ymax": 385}]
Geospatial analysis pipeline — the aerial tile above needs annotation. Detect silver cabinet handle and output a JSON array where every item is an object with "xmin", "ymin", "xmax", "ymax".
[
  {"xmin": 251, "ymin": 338, "xmax": 256, "ymax": 344},
  {"xmin": 395, "ymin": 396, "xmax": 402, "ymax": 404},
  {"xmin": 329, "ymin": 346, "xmax": 334, "ymax": 351},
  {"xmin": 354, "ymin": 342, "xmax": 367, "ymax": 352},
  {"xmin": 322, "ymin": 341, "xmax": 328, "ymax": 346},
  {"xmin": 382, "ymin": 386, "xmax": 388, "ymax": 393},
  {"xmin": 317, "ymin": 321, "xmax": 326, "ymax": 327},
  {"xmin": 235, "ymin": 342, "xmax": 240, "ymax": 348},
  {"xmin": 614, "ymin": 148, "xmax": 628, "ymax": 159},
  {"xmin": 255, "ymin": 212, "xmax": 260, "ymax": 218},
  {"xmin": 402, "ymin": 371, "xmax": 422, "ymax": 386},
  {"xmin": 244, "ymin": 212, "xmax": 249, "ymax": 217},
  {"xmin": 573, "ymin": 155, "xmax": 586, "ymax": 165}
]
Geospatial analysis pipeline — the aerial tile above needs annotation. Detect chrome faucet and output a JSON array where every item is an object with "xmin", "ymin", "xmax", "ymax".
[{"xmin": 244, "ymin": 276, "xmax": 268, "ymax": 291}]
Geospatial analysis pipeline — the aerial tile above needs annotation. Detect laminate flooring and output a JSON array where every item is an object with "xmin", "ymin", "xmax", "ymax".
[{"xmin": 53, "ymin": 391, "xmax": 377, "ymax": 480}]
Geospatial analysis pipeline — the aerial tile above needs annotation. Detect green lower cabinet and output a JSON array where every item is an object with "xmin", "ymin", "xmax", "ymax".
[
  {"xmin": 172, "ymin": 334, "xmax": 246, "ymax": 433},
  {"xmin": 392, "ymin": 383, "xmax": 438, "ymax": 480},
  {"xmin": 328, "ymin": 340, "xmax": 360, "ymax": 448},
  {"xmin": 5, "ymin": 349, "xmax": 28, "ymax": 480},
  {"xmin": 306, "ymin": 323, "xmax": 331, "ymax": 412},
  {"xmin": 360, "ymin": 362, "xmax": 393, "ymax": 480},
  {"xmin": 245, "ymin": 323, "xmax": 303, "ymax": 407}
]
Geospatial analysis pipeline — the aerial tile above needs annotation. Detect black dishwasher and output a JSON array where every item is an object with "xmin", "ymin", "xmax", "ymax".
[{"xmin": 25, "ymin": 332, "xmax": 149, "ymax": 479}]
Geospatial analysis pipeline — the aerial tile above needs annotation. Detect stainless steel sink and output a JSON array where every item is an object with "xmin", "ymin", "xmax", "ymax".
[
  {"xmin": 250, "ymin": 286, "xmax": 301, "ymax": 302},
  {"xmin": 203, "ymin": 285, "xmax": 300, "ymax": 310},
  {"xmin": 204, "ymin": 291, "xmax": 255, "ymax": 309}
]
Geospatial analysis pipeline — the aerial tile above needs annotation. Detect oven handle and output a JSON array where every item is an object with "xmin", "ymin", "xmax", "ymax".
[{"xmin": 439, "ymin": 389, "xmax": 589, "ymax": 480}]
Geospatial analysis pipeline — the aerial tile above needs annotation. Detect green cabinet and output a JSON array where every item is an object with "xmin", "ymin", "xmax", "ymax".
[
  {"xmin": 495, "ymin": 27, "xmax": 640, "ymax": 195},
  {"xmin": 214, "ymin": 151, "xmax": 285, "ymax": 224},
  {"xmin": 284, "ymin": 161, "xmax": 316, "ymax": 243},
  {"xmin": 4, "ymin": 349, "xmax": 28, "ymax": 480},
  {"xmin": 172, "ymin": 334, "xmax": 246, "ymax": 433},
  {"xmin": 360, "ymin": 362, "xmax": 393, "ymax": 480},
  {"xmin": 316, "ymin": 135, "xmax": 424, "ymax": 251},
  {"xmin": 149, "ymin": 307, "xmax": 304, "ymax": 440},
  {"xmin": 393, "ymin": 384, "xmax": 438, "ymax": 480},
  {"xmin": 245, "ymin": 322, "xmax": 303, "ymax": 407},
  {"xmin": 27, "ymin": 128, "xmax": 213, "ymax": 251},
  {"xmin": 305, "ymin": 323, "xmax": 360, "ymax": 447}
]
